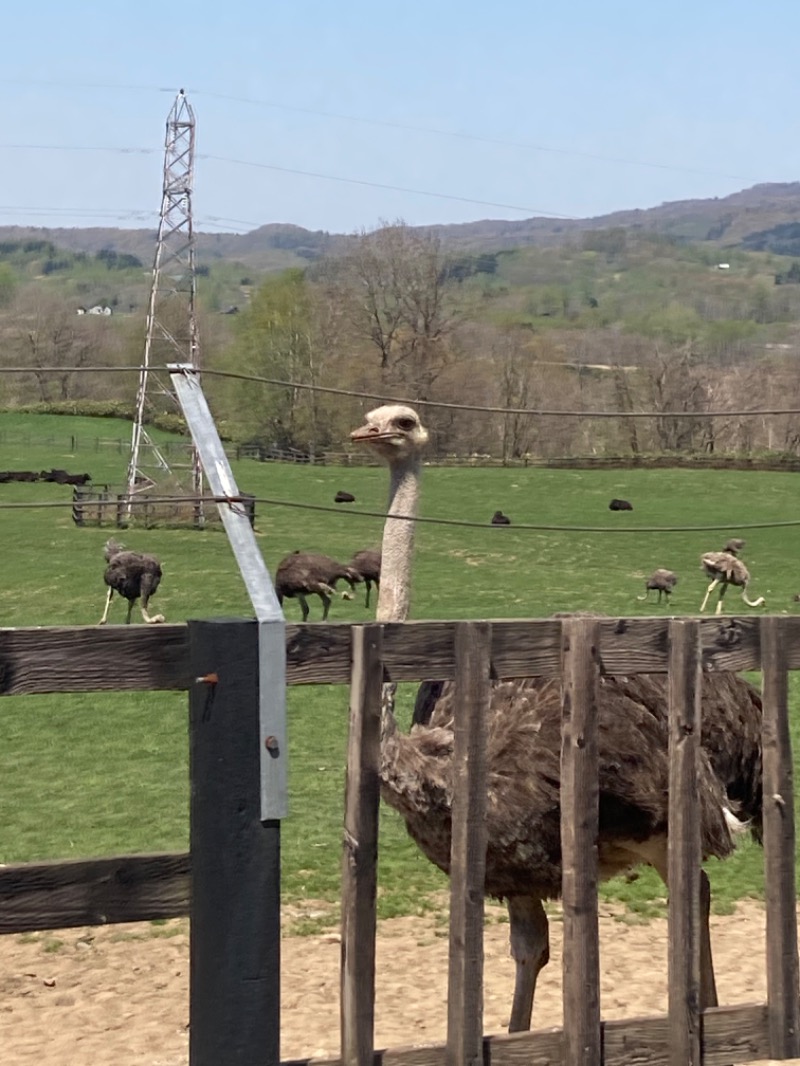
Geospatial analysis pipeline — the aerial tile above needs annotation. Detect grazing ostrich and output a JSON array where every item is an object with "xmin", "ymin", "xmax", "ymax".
[
  {"xmin": 637, "ymin": 568, "xmax": 678, "ymax": 605},
  {"xmin": 351, "ymin": 404, "xmax": 763, "ymax": 1033},
  {"xmin": 609, "ymin": 498, "xmax": 633, "ymax": 511},
  {"xmin": 335, "ymin": 490, "xmax": 356, "ymax": 503},
  {"xmin": 491, "ymin": 510, "xmax": 511, "ymax": 526},
  {"xmin": 699, "ymin": 551, "xmax": 766, "ymax": 614},
  {"xmin": 274, "ymin": 551, "xmax": 361, "ymax": 621},
  {"xmin": 348, "ymin": 549, "xmax": 381, "ymax": 608},
  {"xmin": 99, "ymin": 539, "xmax": 164, "ymax": 625}
]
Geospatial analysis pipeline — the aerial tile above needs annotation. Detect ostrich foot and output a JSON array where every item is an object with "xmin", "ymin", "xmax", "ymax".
[
  {"xmin": 341, "ymin": 591, "xmax": 354, "ymax": 600},
  {"xmin": 144, "ymin": 613, "xmax": 166, "ymax": 624}
]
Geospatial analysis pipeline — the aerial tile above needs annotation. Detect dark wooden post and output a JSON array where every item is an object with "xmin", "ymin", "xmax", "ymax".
[
  {"xmin": 560, "ymin": 615, "xmax": 601, "ymax": 1066},
  {"xmin": 761, "ymin": 616, "xmax": 800, "ymax": 1058},
  {"xmin": 447, "ymin": 621, "xmax": 491, "ymax": 1066},
  {"xmin": 189, "ymin": 618, "xmax": 280, "ymax": 1066},
  {"xmin": 667, "ymin": 619, "xmax": 702, "ymax": 1066}
]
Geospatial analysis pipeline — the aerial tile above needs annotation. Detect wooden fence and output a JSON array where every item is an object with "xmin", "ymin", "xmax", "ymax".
[
  {"xmin": 71, "ymin": 486, "xmax": 256, "ymax": 529},
  {"xmin": 1, "ymin": 615, "xmax": 799, "ymax": 1066}
]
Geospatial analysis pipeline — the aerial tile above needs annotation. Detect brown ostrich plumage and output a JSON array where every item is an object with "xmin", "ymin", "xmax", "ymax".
[
  {"xmin": 274, "ymin": 551, "xmax": 361, "ymax": 621},
  {"xmin": 350, "ymin": 404, "xmax": 764, "ymax": 1033},
  {"xmin": 700, "ymin": 550, "xmax": 765, "ymax": 614},
  {"xmin": 637, "ymin": 567, "xmax": 678, "ymax": 605},
  {"xmin": 99, "ymin": 539, "xmax": 164, "ymax": 625},
  {"xmin": 348, "ymin": 549, "xmax": 381, "ymax": 608}
]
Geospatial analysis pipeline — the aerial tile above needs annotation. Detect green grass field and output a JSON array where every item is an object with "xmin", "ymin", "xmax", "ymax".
[{"xmin": 1, "ymin": 412, "xmax": 800, "ymax": 926}]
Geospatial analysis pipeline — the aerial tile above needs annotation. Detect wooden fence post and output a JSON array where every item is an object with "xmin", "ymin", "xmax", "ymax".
[
  {"xmin": 189, "ymin": 618, "xmax": 280, "ymax": 1066},
  {"xmin": 340, "ymin": 625, "xmax": 383, "ymax": 1066},
  {"xmin": 560, "ymin": 615, "xmax": 601, "ymax": 1066},
  {"xmin": 761, "ymin": 616, "xmax": 800, "ymax": 1058},
  {"xmin": 667, "ymin": 619, "xmax": 702, "ymax": 1066},
  {"xmin": 447, "ymin": 620, "xmax": 491, "ymax": 1066}
]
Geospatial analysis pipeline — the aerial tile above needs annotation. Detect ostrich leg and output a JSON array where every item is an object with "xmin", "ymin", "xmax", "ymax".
[
  {"xmin": 715, "ymin": 583, "xmax": 729, "ymax": 615},
  {"xmin": 297, "ymin": 594, "xmax": 310, "ymax": 622},
  {"xmin": 699, "ymin": 578, "xmax": 720, "ymax": 612},
  {"xmin": 507, "ymin": 895, "xmax": 550, "ymax": 1032},
  {"xmin": 125, "ymin": 599, "xmax": 134, "ymax": 624},
  {"xmin": 98, "ymin": 587, "xmax": 114, "ymax": 625}
]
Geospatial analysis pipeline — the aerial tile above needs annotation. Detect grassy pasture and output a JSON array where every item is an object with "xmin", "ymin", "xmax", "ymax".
[{"xmin": 2, "ymin": 413, "xmax": 800, "ymax": 924}]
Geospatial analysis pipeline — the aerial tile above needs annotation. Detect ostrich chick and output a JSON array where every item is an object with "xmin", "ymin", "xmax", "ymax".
[
  {"xmin": 637, "ymin": 568, "xmax": 678, "ymax": 605},
  {"xmin": 99, "ymin": 539, "xmax": 165, "ymax": 625},
  {"xmin": 700, "ymin": 551, "xmax": 765, "ymax": 614}
]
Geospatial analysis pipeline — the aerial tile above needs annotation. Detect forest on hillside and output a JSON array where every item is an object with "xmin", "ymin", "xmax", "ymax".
[{"xmin": 1, "ymin": 223, "xmax": 800, "ymax": 461}]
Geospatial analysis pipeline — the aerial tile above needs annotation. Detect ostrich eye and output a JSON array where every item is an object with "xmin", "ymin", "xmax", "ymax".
[{"xmin": 395, "ymin": 417, "xmax": 417, "ymax": 431}]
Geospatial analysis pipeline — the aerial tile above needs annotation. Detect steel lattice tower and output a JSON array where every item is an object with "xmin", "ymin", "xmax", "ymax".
[{"xmin": 126, "ymin": 89, "xmax": 204, "ymax": 518}]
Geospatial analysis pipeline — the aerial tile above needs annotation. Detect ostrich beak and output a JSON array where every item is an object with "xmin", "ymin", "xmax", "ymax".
[{"xmin": 351, "ymin": 424, "xmax": 385, "ymax": 443}]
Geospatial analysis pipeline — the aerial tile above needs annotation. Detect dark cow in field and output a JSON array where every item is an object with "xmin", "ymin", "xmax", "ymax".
[
  {"xmin": 40, "ymin": 469, "xmax": 91, "ymax": 486},
  {"xmin": 609, "ymin": 498, "xmax": 633, "ymax": 511}
]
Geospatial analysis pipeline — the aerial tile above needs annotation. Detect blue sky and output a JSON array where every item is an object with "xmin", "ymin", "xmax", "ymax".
[{"xmin": 1, "ymin": 1, "xmax": 797, "ymax": 235}]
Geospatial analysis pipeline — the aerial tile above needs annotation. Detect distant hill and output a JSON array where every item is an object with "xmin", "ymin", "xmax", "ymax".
[{"xmin": 1, "ymin": 181, "xmax": 799, "ymax": 267}]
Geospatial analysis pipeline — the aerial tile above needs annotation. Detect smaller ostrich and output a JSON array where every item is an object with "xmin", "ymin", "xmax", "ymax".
[
  {"xmin": 349, "ymin": 549, "xmax": 381, "ymax": 608},
  {"xmin": 99, "ymin": 539, "xmax": 164, "ymax": 625},
  {"xmin": 700, "ymin": 551, "xmax": 765, "ymax": 614},
  {"xmin": 609, "ymin": 498, "xmax": 633, "ymax": 511},
  {"xmin": 637, "ymin": 568, "xmax": 678, "ymax": 605},
  {"xmin": 491, "ymin": 510, "xmax": 511, "ymax": 526},
  {"xmin": 334, "ymin": 490, "xmax": 356, "ymax": 503},
  {"xmin": 275, "ymin": 551, "xmax": 361, "ymax": 621}
]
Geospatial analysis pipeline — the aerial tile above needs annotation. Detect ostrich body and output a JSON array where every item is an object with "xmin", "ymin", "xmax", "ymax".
[
  {"xmin": 274, "ymin": 551, "xmax": 360, "ymax": 621},
  {"xmin": 723, "ymin": 538, "xmax": 746, "ymax": 555},
  {"xmin": 700, "ymin": 551, "xmax": 765, "ymax": 614},
  {"xmin": 335, "ymin": 490, "xmax": 356, "ymax": 504},
  {"xmin": 348, "ymin": 549, "xmax": 381, "ymax": 608},
  {"xmin": 637, "ymin": 568, "xmax": 678, "ymax": 605},
  {"xmin": 491, "ymin": 510, "xmax": 511, "ymax": 526},
  {"xmin": 351, "ymin": 404, "xmax": 763, "ymax": 1034},
  {"xmin": 99, "ymin": 539, "xmax": 164, "ymax": 625}
]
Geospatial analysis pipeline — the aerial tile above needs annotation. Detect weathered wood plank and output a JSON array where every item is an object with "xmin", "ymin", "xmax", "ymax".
[
  {"xmin": 1, "ymin": 615, "xmax": 793, "ymax": 694},
  {"xmin": 0, "ymin": 851, "xmax": 189, "ymax": 932},
  {"xmin": 447, "ymin": 622, "xmax": 491, "ymax": 1066},
  {"xmin": 560, "ymin": 616, "xmax": 601, "ymax": 1066},
  {"xmin": 281, "ymin": 1004, "xmax": 769, "ymax": 1066},
  {"xmin": 0, "ymin": 624, "xmax": 191, "ymax": 694},
  {"xmin": 340, "ymin": 626, "xmax": 383, "ymax": 1066},
  {"xmin": 189, "ymin": 619, "xmax": 280, "ymax": 1066},
  {"xmin": 701, "ymin": 1003, "xmax": 771, "ymax": 1064},
  {"xmin": 760, "ymin": 616, "xmax": 800, "ymax": 1058},
  {"xmin": 667, "ymin": 619, "xmax": 703, "ymax": 1066}
]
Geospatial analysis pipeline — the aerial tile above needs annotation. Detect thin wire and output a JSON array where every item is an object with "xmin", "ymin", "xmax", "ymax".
[
  {"xmin": 0, "ymin": 364, "xmax": 798, "ymax": 419},
  {"xmin": 3, "ymin": 492, "xmax": 800, "ymax": 535}
]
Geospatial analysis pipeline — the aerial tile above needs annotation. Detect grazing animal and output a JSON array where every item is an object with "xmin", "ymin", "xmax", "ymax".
[
  {"xmin": 637, "ymin": 568, "xmax": 678, "ymax": 605},
  {"xmin": 348, "ymin": 549, "xmax": 381, "ymax": 608},
  {"xmin": 274, "ymin": 551, "xmax": 361, "ymax": 621},
  {"xmin": 491, "ymin": 510, "xmax": 511, "ymax": 526},
  {"xmin": 609, "ymin": 498, "xmax": 633, "ymax": 511},
  {"xmin": 99, "ymin": 539, "xmax": 165, "ymax": 625},
  {"xmin": 334, "ymin": 490, "xmax": 356, "ymax": 503},
  {"xmin": 351, "ymin": 403, "xmax": 763, "ymax": 1033},
  {"xmin": 700, "ymin": 551, "xmax": 765, "ymax": 614}
]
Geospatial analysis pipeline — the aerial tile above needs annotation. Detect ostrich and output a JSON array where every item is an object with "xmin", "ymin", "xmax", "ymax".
[
  {"xmin": 274, "ymin": 551, "xmax": 360, "ymax": 621},
  {"xmin": 637, "ymin": 568, "xmax": 678, "ymax": 605},
  {"xmin": 99, "ymin": 539, "xmax": 165, "ymax": 625},
  {"xmin": 609, "ymin": 498, "xmax": 633, "ymax": 511},
  {"xmin": 351, "ymin": 404, "xmax": 763, "ymax": 1033},
  {"xmin": 491, "ymin": 510, "xmax": 511, "ymax": 526},
  {"xmin": 335, "ymin": 490, "xmax": 356, "ymax": 503},
  {"xmin": 348, "ymin": 549, "xmax": 381, "ymax": 608},
  {"xmin": 699, "ymin": 551, "xmax": 765, "ymax": 614}
]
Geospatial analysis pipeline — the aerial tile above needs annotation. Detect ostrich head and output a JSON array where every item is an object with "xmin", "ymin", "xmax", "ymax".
[
  {"xmin": 104, "ymin": 538, "xmax": 125, "ymax": 562},
  {"xmin": 350, "ymin": 404, "xmax": 429, "ymax": 460}
]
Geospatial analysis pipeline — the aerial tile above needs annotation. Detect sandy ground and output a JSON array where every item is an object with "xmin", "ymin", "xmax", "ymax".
[{"xmin": 1, "ymin": 900, "xmax": 798, "ymax": 1065}]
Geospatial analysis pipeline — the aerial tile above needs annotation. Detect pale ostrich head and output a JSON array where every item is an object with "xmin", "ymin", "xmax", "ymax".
[{"xmin": 350, "ymin": 404, "xmax": 429, "ymax": 460}]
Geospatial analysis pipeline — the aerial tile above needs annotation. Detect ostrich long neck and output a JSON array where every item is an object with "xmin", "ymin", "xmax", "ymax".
[
  {"xmin": 376, "ymin": 454, "xmax": 420, "ymax": 744},
  {"xmin": 376, "ymin": 458, "xmax": 420, "ymax": 625}
]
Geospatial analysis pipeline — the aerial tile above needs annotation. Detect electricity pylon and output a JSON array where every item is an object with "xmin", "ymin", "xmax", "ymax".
[{"xmin": 126, "ymin": 89, "xmax": 204, "ymax": 520}]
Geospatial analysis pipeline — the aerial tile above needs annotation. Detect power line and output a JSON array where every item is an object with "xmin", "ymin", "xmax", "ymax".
[
  {"xmin": 1, "ymin": 491, "xmax": 798, "ymax": 536},
  {"xmin": 0, "ymin": 364, "xmax": 799, "ymax": 419}
]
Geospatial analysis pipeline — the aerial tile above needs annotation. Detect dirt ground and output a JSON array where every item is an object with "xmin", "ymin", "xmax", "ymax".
[{"xmin": 1, "ymin": 900, "xmax": 798, "ymax": 1066}]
